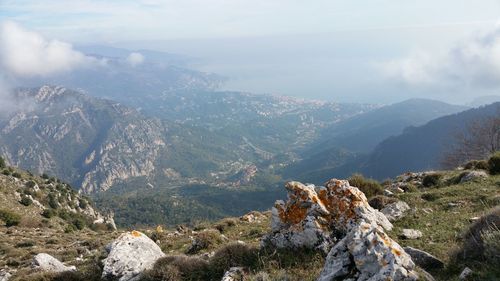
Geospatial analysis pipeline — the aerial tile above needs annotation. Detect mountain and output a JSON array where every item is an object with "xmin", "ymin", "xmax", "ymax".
[
  {"xmin": 282, "ymin": 99, "xmax": 468, "ymax": 181},
  {"xmin": 359, "ymin": 102, "xmax": 500, "ymax": 179},
  {"xmin": 0, "ymin": 86, "xmax": 373, "ymax": 195},
  {"xmin": 307, "ymin": 99, "xmax": 468, "ymax": 154}
]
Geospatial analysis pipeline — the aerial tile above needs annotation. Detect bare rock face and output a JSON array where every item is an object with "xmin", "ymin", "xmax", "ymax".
[
  {"xmin": 263, "ymin": 179, "xmax": 418, "ymax": 281},
  {"xmin": 102, "ymin": 231, "xmax": 165, "ymax": 281},
  {"xmin": 32, "ymin": 253, "xmax": 76, "ymax": 273},
  {"xmin": 262, "ymin": 179, "xmax": 392, "ymax": 252}
]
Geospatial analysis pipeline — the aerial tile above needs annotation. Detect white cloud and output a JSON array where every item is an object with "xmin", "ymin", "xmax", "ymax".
[
  {"xmin": 0, "ymin": 21, "xmax": 94, "ymax": 77},
  {"xmin": 127, "ymin": 52, "xmax": 145, "ymax": 67},
  {"xmin": 383, "ymin": 27, "xmax": 500, "ymax": 89}
]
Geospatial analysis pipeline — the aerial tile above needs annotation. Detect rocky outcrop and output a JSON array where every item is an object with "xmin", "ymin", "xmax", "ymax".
[
  {"xmin": 381, "ymin": 201, "xmax": 410, "ymax": 222},
  {"xmin": 32, "ymin": 253, "xmax": 76, "ymax": 273},
  {"xmin": 262, "ymin": 179, "xmax": 392, "ymax": 253},
  {"xmin": 102, "ymin": 231, "xmax": 165, "ymax": 281},
  {"xmin": 263, "ymin": 179, "xmax": 417, "ymax": 280}
]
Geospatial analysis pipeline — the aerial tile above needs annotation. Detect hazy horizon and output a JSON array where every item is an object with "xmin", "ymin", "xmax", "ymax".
[{"xmin": 1, "ymin": 0, "xmax": 500, "ymax": 104}]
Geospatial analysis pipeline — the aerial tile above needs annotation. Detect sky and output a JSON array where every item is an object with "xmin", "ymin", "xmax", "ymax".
[{"xmin": 1, "ymin": 0, "xmax": 500, "ymax": 103}]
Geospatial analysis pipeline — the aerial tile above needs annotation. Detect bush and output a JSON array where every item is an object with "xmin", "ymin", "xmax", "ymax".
[
  {"xmin": 454, "ymin": 207, "xmax": 500, "ymax": 263},
  {"xmin": 488, "ymin": 152, "xmax": 500, "ymax": 175},
  {"xmin": 11, "ymin": 172, "xmax": 22, "ymax": 178},
  {"xmin": 464, "ymin": 159, "xmax": 489, "ymax": 170},
  {"xmin": 209, "ymin": 242, "xmax": 259, "ymax": 278},
  {"xmin": 141, "ymin": 255, "xmax": 210, "ymax": 281},
  {"xmin": 0, "ymin": 156, "xmax": 5, "ymax": 169},
  {"xmin": 73, "ymin": 218, "xmax": 87, "ymax": 230},
  {"xmin": 348, "ymin": 174, "xmax": 383, "ymax": 198},
  {"xmin": 2, "ymin": 169, "xmax": 11, "ymax": 176},
  {"xmin": 421, "ymin": 193, "xmax": 440, "ymax": 201},
  {"xmin": 214, "ymin": 218, "xmax": 238, "ymax": 233},
  {"xmin": 186, "ymin": 229, "xmax": 223, "ymax": 254},
  {"xmin": 42, "ymin": 209, "xmax": 56, "ymax": 218},
  {"xmin": 48, "ymin": 193, "xmax": 59, "ymax": 209},
  {"xmin": 20, "ymin": 196, "xmax": 33, "ymax": 206},
  {"xmin": 0, "ymin": 209, "xmax": 21, "ymax": 227},
  {"xmin": 422, "ymin": 173, "xmax": 443, "ymax": 187},
  {"xmin": 368, "ymin": 195, "xmax": 397, "ymax": 210}
]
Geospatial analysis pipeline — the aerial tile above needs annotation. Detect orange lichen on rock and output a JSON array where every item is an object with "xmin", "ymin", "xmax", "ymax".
[{"xmin": 131, "ymin": 230, "xmax": 142, "ymax": 237}]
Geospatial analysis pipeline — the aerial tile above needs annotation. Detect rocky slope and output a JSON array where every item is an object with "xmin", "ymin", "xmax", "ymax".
[{"xmin": 1, "ymin": 159, "xmax": 498, "ymax": 281}]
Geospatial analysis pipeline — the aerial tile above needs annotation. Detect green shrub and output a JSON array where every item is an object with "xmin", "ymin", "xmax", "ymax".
[
  {"xmin": 454, "ymin": 207, "xmax": 500, "ymax": 264},
  {"xmin": 0, "ymin": 209, "xmax": 21, "ymax": 227},
  {"xmin": 0, "ymin": 156, "xmax": 5, "ymax": 169},
  {"xmin": 2, "ymin": 169, "xmax": 11, "ymax": 176},
  {"xmin": 73, "ymin": 218, "xmax": 87, "ymax": 230},
  {"xmin": 11, "ymin": 172, "xmax": 22, "ymax": 178},
  {"xmin": 464, "ymin": 159, "xmax": 489, "ymax": 170},
  {"xmin": 15, "ymin": 240, "xmax": 35, "ymax": 248},
  {"xmin": 186, "ymin": 229, "xmax": 223, "ymax": 254},
  {"xmin": 488, "ymin": 152, "xmax": 500, "ymax": 175},
  {"xmin": 141, "ymin": 255, "xmax": 210, "ymax": 281},
  {"xmin": 48, "ymin": 193, "xmax": 59, "ymax": 209},
  {"xmin": 421, "ymin": 193, "xmax": 440, "ymax": 201},
  {"xmin": 20, "ymin": 196, "xmax": 33, "ymax": 206},
  {"xmin": 209, "ymin": 242, "xmax": 259, "ymax": 278},
  {"xmin": 368, "ymin": 195, "xmax": 397, "ymax": 210},
  {"xmin": 214, "ymin": 218, "xmax": 238, "ymax": 233},
  {"xmin": 42, "ymin": 209, "xmax": 56, "ymax": 219},
  {"xmin": 348, "ymin": 174, "xmax": 383, "ymax": 198},
  {"xmin": 42, "ymin": 173, "xmax": 49, "ymax": 179},
  {"xmin": 422, "ymin": 173, "xmax": 443, "ymax": 187},
  {"xmin": 64, "ymin": 224, "xmax": 77, "ymax": 233}
]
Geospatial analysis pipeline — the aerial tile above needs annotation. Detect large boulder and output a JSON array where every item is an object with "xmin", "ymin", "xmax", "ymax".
[
  {"xmin": 32, "ymin": 253, "xmax": 76, "ymax": 273},
  {"xmin": 102, "ymin": 230, "xmax": 165, "ymax": 281},
  {"xmin": 403, "ymin": 247, "xmax": 444, "ymax": 271},
  {"xmin": 262, "ymin": 179, "xmax": 392, "ymax": 253}
]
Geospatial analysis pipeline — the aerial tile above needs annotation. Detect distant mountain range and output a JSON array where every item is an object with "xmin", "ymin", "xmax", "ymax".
[
  {"xmin": 294, "ymin": 102, "xmax": 500, "ymax": 183},
  {"xmin": 283, "ymin": 99, "xmax": 468, "ymax": 181}
]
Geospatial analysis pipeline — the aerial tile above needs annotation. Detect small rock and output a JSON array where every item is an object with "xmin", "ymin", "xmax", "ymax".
[
  {"xmin": 381, "ymin": 201, "xmax": 410, "ymax": 222},
  {"xmin": 459, "ymin": 267, "xmax": 472, "ymax": 280},
  {"xmin": 102, "ymin": 230, "xmax": 165, "ymax": 281},
  {"xmin": 448, "ymin": 202, "xmax": 459, "ymax": 208},
  {"xmin": 221, "ymin": 267, "xmax": 247, "ymax": 281},
  {"xmin": 32, "ymin": 253, "xmax": 76, "ymax": 273},
  {"xmin": 460, "ymin": 171, "xmax": 488, "ymax": 183},
  {"xmin": 422, "ymin": 208, "xmax": 433, "ymax": 214},
  {"xmin": 469, "ymin": 217, "xmax": 480, "ymax": 222},
  {"xmin": 0, "ymin": 270, "xmax": 12, "ymax": 281},
  {"xmin": 384, "ymin": 189, "xmax": 394, "ymax": 196},
  {"xmin": 403, "ymin": 247, "xmax": 444, "ymax": 271},
  {"xmin": 400, "ymin": 229, "xmax": 423, "ymax": 239}
]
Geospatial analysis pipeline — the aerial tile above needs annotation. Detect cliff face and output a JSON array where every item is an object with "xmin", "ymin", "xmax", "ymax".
[{"xmin": 0, "ymin": 86, "xmax": 167, "ymax": 193}]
